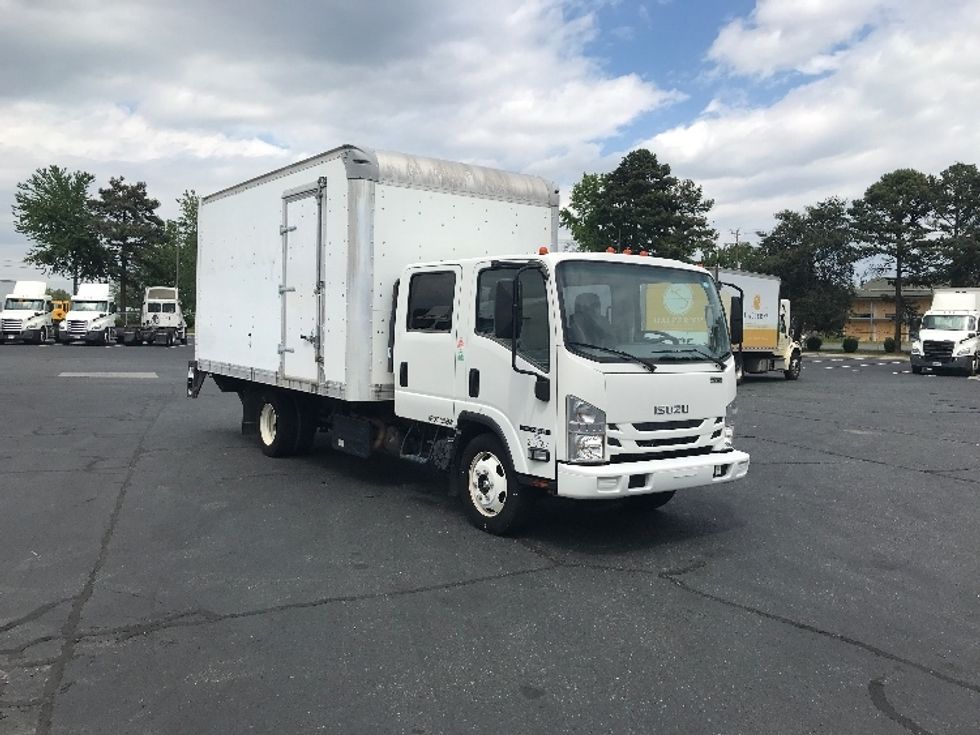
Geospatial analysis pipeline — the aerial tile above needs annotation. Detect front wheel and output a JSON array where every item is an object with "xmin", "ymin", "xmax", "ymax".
[
  {"xmin": 257, "ymin": 391, "xmax": 298, "ymax": 458},
  {"xmin": 911, "ymin": 365, "xmax": 922, "ymax": 375},
  {"xmin": 784, "ymin": 352, "xmax": 802, "ymax": 380},
  {"xmin": 37, "ymin": 327, "xmax": 48, "ymax": 345},
  {"xmin": 458, "ymin": 434, "xmax": 531, "ymax": 535}
]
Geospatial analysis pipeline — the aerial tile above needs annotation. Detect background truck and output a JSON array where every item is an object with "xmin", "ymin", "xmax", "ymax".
[
  {"xmin": 1, "ymin": 281, "xmax": 52, "ymax": 344},
  {"xmin": 59, "ymin": 283, "xmax": 117, "ymax": 344},
  {"xmin": 188, "ymin": 145, "xmax": 749, "ymax": 534},
  {"xmin": 717, "ymin": 269, "xmax": 802, "ymax": 381},
  {"xmin": 118, "ymin": 286, "xmax": 188, "ymax": 346},
  {"xmin": 50, "ymin": 298, "xmax": 70, "ymax": 338},
  {"xmin": 910, "ymin": 288, "xmax": 980, "ymax": 375}
]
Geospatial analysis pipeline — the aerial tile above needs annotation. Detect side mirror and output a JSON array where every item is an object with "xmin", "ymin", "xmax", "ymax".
[
  {"xmin": 729, "ymin": 295, "xmax": 744, "ymax": 344},
  {"xmin": 969, "ymin": 332, "xmax": 977, "ymax": 339},
  {"xmin": 493, "ymin": 280, "xmax": 514, "ymax": 339}
]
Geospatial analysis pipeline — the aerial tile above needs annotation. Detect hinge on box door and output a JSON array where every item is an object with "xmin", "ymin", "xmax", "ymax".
[
  {"xmin": 278, "ymin": 344, "xmax": 294, "ymax": 354},
  {"xmin": 280, "ymin": 225, "xmax": 296, "ymax": 235},
  {"xmin": 314, "ymin": 281, "xmax": 325, "ymax": 295},
  {"xmin": 278, "ymin": 285, "xmax": 296, "ymax": 295}
]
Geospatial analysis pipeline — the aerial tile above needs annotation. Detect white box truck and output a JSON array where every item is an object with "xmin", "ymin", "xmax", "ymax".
[
  {"xmin": 717, "ymin": 269, "xmax": 802, "ymax": 381},
  {"xmin": 118, "ymin": 286, "xmax": 187, "ymax": 346},
  {"xmin": 1, "ymin": 281, "xmax": 52, "ymax": 344},
  {"xmin": 188, "ymin": 145, "xmax": 750, "ymax": 534},
  {"xmin": 910, "ymin": 288, "xmax": 980, "ymax": 375},
  {"xmin": 59, "ymin": 282, "xmax": 117, "ymax": 344}
]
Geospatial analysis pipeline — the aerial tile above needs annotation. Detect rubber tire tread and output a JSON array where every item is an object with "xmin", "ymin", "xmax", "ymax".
[
  {"xmin": 259, "ymin": 391, "xmax": 299, "ymax": 458},
  {"xmin": 457, "ymin": 433, "xmax": 532, "ymax": 535}
]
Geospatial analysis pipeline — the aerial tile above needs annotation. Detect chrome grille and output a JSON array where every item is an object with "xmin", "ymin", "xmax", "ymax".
[
  {"xmin": 607, "ymin": 417, "xmax": 724, "ymax": 458},
  {"xmin": 1, "ymin": 318, "xmax": 23, "ymax": 332},
  {"xmin": 67, "ymin": 320, "xmax": 89, "ymax": 335}
]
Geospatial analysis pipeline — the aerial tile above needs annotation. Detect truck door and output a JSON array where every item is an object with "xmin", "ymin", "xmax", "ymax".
[
  {"xmin": 394, "ymin": 266, "xmax": 462, "ymax": 424},
  {"xmin": 455, "ymin": 263, "xmax": 557, "ymax": 479},
  {"xmin": 280, "ymin": 182, "xmax": 324, "ymax": 383}
]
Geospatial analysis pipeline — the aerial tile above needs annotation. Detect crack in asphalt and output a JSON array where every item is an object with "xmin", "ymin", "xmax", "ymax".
[
  {"xmin": 34, "ymin": 401, "xmax": 169, "ymax": 735},
  {"xmin": 0, "ymin": 599, "xmax": 74, "ymax": 635},
  {"xmin": 747, "ymin": 434, "xmax": 980, "ymax": 486},
  {"xmin": 868, "ymin": 677, "xmax": 936, "ymax": 735}
]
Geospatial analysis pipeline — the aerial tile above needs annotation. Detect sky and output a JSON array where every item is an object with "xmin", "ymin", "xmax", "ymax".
[{"xmin": 3, "ymin": 0, "xmax": 980, "ymax": 290}]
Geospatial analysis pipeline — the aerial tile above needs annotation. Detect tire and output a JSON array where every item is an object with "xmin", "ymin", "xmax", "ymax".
[
  {"xmin": 37, "ymin": 327, "xmax": 48, "ymax": 345},
  {"xmin": 257, "ymin": 391, "xmax": 298, "ymax": 458},
  {"xmin": 628, "ymin": 491, "xmax": 676, "ymax": 511},
  {"xmin": 293, "ymin": 397, "xmax": 318, "ymax": 455},
  {"xmin": 103, "ymin": 328, "xmax": 110, "ymax": 345},
  {"xmin": 180, "ymin": 331, "xmax": 188, "ymax": 346},
  {"xmin": 458, "ymin": 433, "xmax": 531, "ymax": 535},
  {"xmin": 166, "ymin": 331, "xmax": 174, "ymax": 347},
  {"xmin": 967, "ymin": 356, "xmax": 979, "ymax": 377},
  {"xmin": 783, "ymin": 351, "xmax": 802, "ymax": 380},
  {"xmin": 911, "ymin": 365, "xmax": 922, "ymax": 375},
  {"xmin": 735, "ymin": 354, "xmax": 744, "ymax": 385}
]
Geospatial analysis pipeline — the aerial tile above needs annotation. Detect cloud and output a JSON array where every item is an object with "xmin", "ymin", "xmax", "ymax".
[
  {"xmin": 0, "ymin": 0, "xmax": 682, "ymax": 280},
  {"xmin": 639, "ymin": 0, "xmax": 980, "ymax": 239}
]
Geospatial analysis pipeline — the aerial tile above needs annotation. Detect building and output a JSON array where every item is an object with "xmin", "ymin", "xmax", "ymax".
[{"xmin": 844, "ymin": 277, "xmax": 932, "ymax": 342}]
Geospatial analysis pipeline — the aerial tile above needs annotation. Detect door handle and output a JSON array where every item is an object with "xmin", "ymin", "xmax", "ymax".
[
  {"xmin": 399, "ymin": 362, "xmax": 408, "ymax": 387},
  {"xmin": 468, "ymin": 368, "xmax": 480, "ymax": 397}
]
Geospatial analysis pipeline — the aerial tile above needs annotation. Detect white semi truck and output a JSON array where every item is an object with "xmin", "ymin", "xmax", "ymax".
[
  {"xmin": 118, "ymin": 286, "xmax": 188, "ymax": 346},
  {"xmin": 717, "ymin": 269, "xmax": 802, "ymax": 381},
  {"xmin": 59, "ymin": 282, "xmax": 117, "ymax": 344},
  {"xmin": 1, "ymin": 281, "xmax": 52, "ymax": 344},
  {"xmin": 187, "ymin": 145, "xmax": 750, "ymax": 534},
  {"xmin": 910, "ymin": 288, "xmax": 980, "ymax": 375}
]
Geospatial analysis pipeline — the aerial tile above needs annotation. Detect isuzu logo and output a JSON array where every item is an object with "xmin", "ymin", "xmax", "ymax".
[{"xmin": 654, "ymin": 404, "xmax": 689, "ymax": 415}]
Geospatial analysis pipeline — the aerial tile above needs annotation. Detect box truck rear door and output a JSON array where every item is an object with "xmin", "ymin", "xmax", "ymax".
[{"xmin": 280, "ymin": 183, "xmax": 323, "ymax": 384}]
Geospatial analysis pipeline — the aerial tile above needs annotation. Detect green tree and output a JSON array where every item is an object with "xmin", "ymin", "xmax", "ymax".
[
  {"xmin": 94, "ymin": 177, "xmax": 165, "ymax": 317},
  {"xmin": 753, "ymin": 197, "xmax": 858, "ymax": 335},
  {"xmin": 46, "ymin": 287, "xmax": 71, "ymax": 301},
  {"xmin": 134, "ymin": 190, "xmax": 198, "ymax": 316},
  {"xmin": 850, "ymin": 169, "xmax": 936, "ymax": 350},
  {"xmin": 560, "ymin": 149, "xmax": 717, "ymax": 260},
  {"xmin": 12, "ymin": 165, "xmax": 109, "ymax": 291},
  {"xmin": 931, "ymin": 162, "xmax": 980, "ymax": 286}
]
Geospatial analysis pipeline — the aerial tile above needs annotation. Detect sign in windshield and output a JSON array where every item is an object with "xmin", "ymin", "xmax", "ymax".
[{"xmin": 557, "ymin": 261, "xmax": 731, "ymax": 366}]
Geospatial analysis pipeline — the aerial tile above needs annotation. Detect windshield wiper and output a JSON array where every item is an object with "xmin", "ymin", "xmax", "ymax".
[
  {"xmin": 566, "ymin": 341, "xmax": 657, "ymax": 372},
  {"xmin": 651, "ymin": 347, "xmax": 728, "ymax": 371}
]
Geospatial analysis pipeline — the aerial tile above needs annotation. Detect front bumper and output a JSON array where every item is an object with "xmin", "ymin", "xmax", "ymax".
[
  {"xmin": 910, "ymin": 354, "xmax": 973, "ymax": 370},
  {"xmin": 556, "ymin": 450, "xmax": 750, "ymax": 499}
]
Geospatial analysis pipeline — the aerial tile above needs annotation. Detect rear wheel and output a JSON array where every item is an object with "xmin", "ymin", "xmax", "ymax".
[
  {"xmin": 783, "ymin": 351, "xmax": 802, "ymax": 380},
  {"xmin": 258, "ymin": 391, "xmax": 298, "ymax": 458},
  {"xmin": 458, "ymin": 433, "xmax": 531, "ymax": 535}
]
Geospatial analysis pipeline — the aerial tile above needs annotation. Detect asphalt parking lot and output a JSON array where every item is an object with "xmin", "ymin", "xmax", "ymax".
[{"xmin": 1, "ymin": 344, "xmax": 978, "ymax": 734}]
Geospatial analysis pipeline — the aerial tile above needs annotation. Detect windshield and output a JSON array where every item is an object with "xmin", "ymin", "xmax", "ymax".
[
  {"xmin": 4, "ymin": 298, "xmax": 45, "ymax": 311},
  {"xmin": 921, "ymin": 314, "xmax": 975, "ymax": 331},
  {"xmin": 71, "ymin": 300, "xmax": 108, "ymax": 312},
  {"xmin": 556, "ymin": 261, "xmax": 731, "ymax": 366}
]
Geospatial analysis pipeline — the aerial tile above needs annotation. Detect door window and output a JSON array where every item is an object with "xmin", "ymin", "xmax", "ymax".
[
  {"xmin": 517, "ymin": 269, "xmax": 550, "ymax": 372},
  {"xmin": 475, "ymin": 266, "xmax": 520, "ymax": 336},
  {"xmin": 407, "ymin": 271, "xmax": 455, "ymax": 332}
]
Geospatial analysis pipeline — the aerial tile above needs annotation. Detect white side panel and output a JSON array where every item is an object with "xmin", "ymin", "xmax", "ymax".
[
  {"xmin": 719, "ymin": 270, "xmax": 780, "ymax": 352},
  {"xmin": 370, "ymin": 185, "xmax": 555, "ymax": 390},
  {"xmin": 197, "ymin": 157, "xmax": 349, "ymax": 383}
]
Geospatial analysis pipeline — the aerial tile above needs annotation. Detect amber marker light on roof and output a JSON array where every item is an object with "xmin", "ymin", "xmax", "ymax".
[{"xmin": 538, "ymin": 246, "xmax": 549, "ymax": 255}]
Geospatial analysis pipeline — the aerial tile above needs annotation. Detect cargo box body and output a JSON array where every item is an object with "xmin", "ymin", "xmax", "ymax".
[
  {"xmin": 196, "ymin": 145, "xmax": 558, "ymax": 402},
  {"xmin": 717, "ymin": 269, "xmax": 782, "ymax": 352}
]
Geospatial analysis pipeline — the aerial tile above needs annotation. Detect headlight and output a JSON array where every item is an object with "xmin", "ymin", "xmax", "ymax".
[
  {"xmin": 567, "ymin": 395, "xmax": 606, "ymax": 464},
  {"xmin": 723, "ymin": 399, "xmax": 737, "ymax": 444},
  {"xmin": 956, "ymin": 345, "xmax": 973, "ymax": 356},
  {"xmin": 911, "ymin": 341, "xmax": 923, "ymax": 355}
]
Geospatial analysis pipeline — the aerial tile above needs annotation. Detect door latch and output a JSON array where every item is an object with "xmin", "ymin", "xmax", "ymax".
[
  {"xmin": 278, "ymin": 285, "xmax": 296, "ymax": 295},
  {"xmin": 299, "ymin": 332, "xmax": 317, "ymax": 344}
]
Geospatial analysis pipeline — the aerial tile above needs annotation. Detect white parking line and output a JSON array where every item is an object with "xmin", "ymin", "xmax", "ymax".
[{"xmin": 58, "ymin": 372, "xmax": 158, "ymax": 379}]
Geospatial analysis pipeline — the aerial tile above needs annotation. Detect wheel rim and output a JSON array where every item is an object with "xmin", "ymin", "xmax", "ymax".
[
  {"xmin": 259, "ymin": 403, "xmax": 277, "ymax": 446},
  {"xmin": 791, "ymin": 356, "xmax": 801, "ymax": 376},
  {"xmin": 468, "ymin": 450, "xmax": 508, "ymax": 517}
]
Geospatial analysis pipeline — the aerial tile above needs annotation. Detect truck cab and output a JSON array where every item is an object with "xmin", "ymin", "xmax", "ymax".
[
  {"xmin": 119, "ymin": 286, "xmax": 187, "ymax": 346},
  {"xmin": 59, "ymin": 283, "xmax": 116, "ymax": 344},
  {"xmin": 1, "ymin": 281, "xmax": 53, "ymax": 344},
  {"xmin": 393, "ymin": 252, "xmax": 749, "ymax": 531},
  {"xmin": 911, "ymin": 288, "xmax": 980, "ymax": 375}
]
